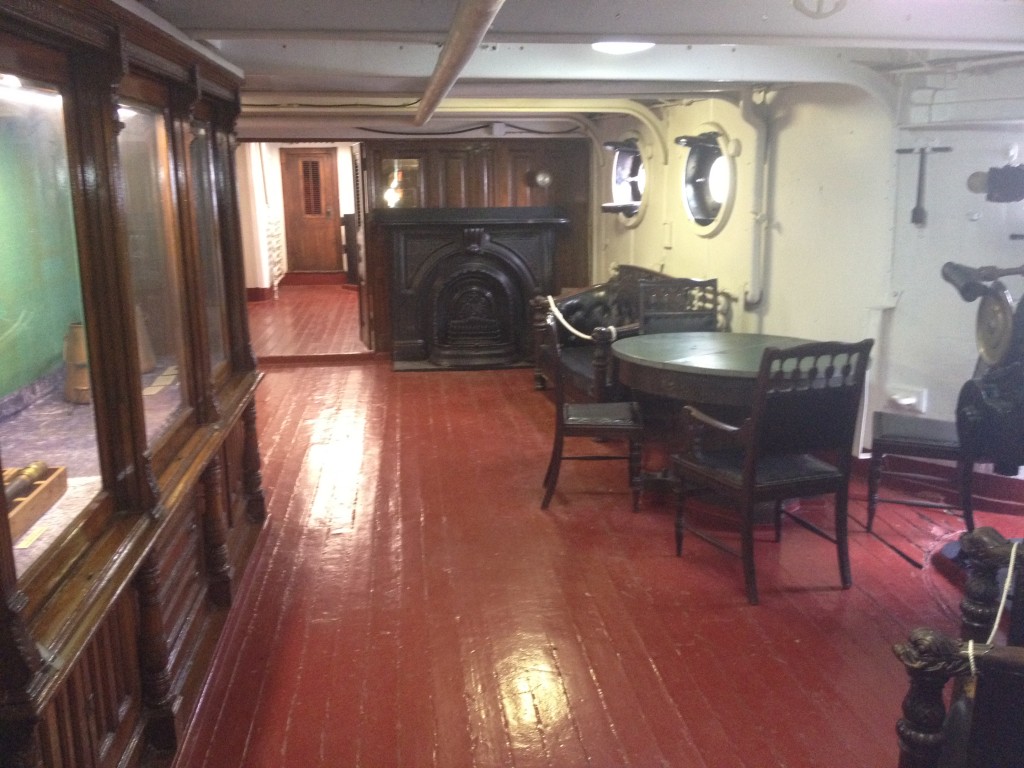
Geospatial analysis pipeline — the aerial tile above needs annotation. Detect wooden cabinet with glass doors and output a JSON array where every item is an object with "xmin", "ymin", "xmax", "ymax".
[{"xmin": 0, "ymin": 3, "xmax": 266, "ymax": 766}]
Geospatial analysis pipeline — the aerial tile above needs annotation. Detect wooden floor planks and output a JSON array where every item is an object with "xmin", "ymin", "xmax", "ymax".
[{"xmin": 170, "ymin": 289, "xmax": 1024, "ymax": 767}]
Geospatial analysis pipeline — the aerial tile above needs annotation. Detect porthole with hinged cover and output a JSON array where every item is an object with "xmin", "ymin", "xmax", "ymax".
[
  {"xmin": 676, "ymin": 130, "xmax": 735, "ymax": 235},
  {"xmin": 601, "ymin": 139, "xmax": 646, "ymax": 221}
]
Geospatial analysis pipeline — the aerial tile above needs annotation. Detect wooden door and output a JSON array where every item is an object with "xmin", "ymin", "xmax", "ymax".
[{"xmin": 280, "ymin": 148, "xmax": 343, "ymax": 272}]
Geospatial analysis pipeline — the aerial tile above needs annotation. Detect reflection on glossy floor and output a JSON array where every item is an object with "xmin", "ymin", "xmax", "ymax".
[
  {"xmin": 247, "ymin": 284, "xmax": 370, "ymax": 360},
  {"xmin": 173, "ymin": 346, "xmax": 1024, "ymax": 767}
]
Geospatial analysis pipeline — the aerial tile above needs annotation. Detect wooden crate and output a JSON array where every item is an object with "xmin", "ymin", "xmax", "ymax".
[{"xmin": 5, "ymin": 465, "xmax": 68, "ymax": 540}]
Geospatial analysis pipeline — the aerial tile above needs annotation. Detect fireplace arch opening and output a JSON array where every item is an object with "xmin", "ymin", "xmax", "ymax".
[
  {"xmin": 380, "ymin": 207, "xmax": 567, "ymax": 369},
  {"xmin": 427, "ymin": 258, "xmax": 523, "ymax": 368}
]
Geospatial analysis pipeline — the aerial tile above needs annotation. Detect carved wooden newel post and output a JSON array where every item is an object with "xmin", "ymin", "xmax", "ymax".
[
  {"xmin": 959, "ymin": 526, "xmax": 1015, "ymax": 642},
  {"xmin": 893, "ymin": 628, "xmax": 966, "ymax": 768}
]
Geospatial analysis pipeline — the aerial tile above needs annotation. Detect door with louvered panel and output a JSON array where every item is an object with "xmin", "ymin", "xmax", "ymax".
[{"xmin": 280, "ymin": 148, "xmax": 344, "ymax": 273}]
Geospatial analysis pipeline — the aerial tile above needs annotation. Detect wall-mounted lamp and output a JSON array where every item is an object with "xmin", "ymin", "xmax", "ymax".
[{"xmin": 528, "ymin": 170, "xmax": 552, "ymax": 188}]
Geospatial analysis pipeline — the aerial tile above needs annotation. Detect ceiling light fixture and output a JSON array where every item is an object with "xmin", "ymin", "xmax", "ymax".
[{"xmin": 591, "ymin": 41, "xmax": 655, "ymax": 55}]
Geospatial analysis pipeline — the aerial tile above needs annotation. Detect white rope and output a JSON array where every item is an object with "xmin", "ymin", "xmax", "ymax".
[
  {"xmin": 968, "ymin": 539, "xmax": 1020, "ymax": 677},
  {"xmin": 545, "ymin": 295, "xmax": 617, "ymax": 342},
  {"xmin": 986, "ymin": 540, "xmax": 1020, "ymax": 645}
]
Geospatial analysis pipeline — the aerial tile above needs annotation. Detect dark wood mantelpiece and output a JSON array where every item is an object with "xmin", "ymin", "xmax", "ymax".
[
  {"xmin": 358, "ymin": 140, "xmax": 591, "ymax": 354},
  {"xmin": 371, "ymin": 206, "xmax": 571, "ymax": 227},
  {"xmin": 376, "ymin": 207, "xmax": 568, "ymax": 368}
]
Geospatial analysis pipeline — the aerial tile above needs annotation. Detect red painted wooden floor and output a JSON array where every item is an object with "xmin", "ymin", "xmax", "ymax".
[
  {"xmin": 247, "ymin": 284, "xmax": 370, "ymax": 360},
  {"xmin": 175, "ymin": 294, "xmax": 1024, "ymax": 767}
]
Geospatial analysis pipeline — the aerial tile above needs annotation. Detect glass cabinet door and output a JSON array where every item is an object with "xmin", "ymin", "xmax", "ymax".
[
  {"xmin": 190, "ymin": 123, "xmax": 229, "ymax": 376},
  {"xmin": 0, "ymin": 73, "xmax": 101, "ymax": 574},
  {"xmin": 117, "ymin": 102, "xmax": 188, "ymax": 447}
]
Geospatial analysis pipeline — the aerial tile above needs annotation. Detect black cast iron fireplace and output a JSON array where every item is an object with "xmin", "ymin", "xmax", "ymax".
[{"xmin": 377, "ymin": 207, "xmax": 568, "ymax": 369}]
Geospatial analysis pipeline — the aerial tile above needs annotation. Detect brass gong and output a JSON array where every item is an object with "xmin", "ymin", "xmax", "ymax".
[{"xmin": 976, "ymin": 280, "xmax": 1015, "ymax": 365}]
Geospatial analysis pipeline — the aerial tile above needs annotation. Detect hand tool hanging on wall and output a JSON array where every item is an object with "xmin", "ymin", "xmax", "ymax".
[{"xmin": 896, "ymin": 145, "xmax": 952, "ymax": 226}]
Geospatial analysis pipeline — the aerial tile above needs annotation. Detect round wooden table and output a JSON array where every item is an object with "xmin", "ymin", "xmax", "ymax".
[{"xmin": 612, "ymin": 331, "xmax": 816, "ymax": 407}]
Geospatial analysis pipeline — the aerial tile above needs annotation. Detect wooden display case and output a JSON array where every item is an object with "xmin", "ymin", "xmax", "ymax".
[{"xmin": 0, "ymin": 3, "xmax": 267, "ymax": 767}]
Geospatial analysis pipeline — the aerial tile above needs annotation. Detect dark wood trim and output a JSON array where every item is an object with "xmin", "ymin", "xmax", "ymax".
[
  {"xmin": 278, "ymin": 271, "xmax": 348, "ymax": 286},
  {"xmin": 246, "ymin": 287, "xmax": 276, "ymax": 302}
]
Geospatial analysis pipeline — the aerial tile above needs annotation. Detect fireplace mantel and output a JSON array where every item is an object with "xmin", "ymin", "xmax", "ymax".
[{"xmin": 376, "ymin": 207, "xmax": 568, "ymax": 368}]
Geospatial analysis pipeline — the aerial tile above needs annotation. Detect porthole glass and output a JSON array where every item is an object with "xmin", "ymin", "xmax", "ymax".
[
  {"xmin": 0, "ymin": 72, "xmax": 102, "ymax": 575},
  {"xmin": 708, "ymin": 154, "xmax": 731, "ymax": 206},
  {"xmin": 118, "ymin": 101, "xmax": 189, "ymax": 447},
  {"xmin": 676, "ymin": 130, "xmax": 735, "ymax": 234}
]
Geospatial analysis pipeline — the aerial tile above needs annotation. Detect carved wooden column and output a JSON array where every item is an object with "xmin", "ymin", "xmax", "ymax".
[
  {"xmin": 531, "ymin": 294, "xmax": 551, "ymax": 390},
  {"xmin": 211, "ymin": 101, "xmax": 258, "ymax": 375},
  {"xmin": 134, "ymin": 552, "xmax": 182, "ymax": 751},
  {"xmin": 243, "ymin": 399, "xmax": 267, "ymax": 523},
  {"xmin": 591, "ymin": 326, "xmax": 615, "ymax": 400},
  {"xmin": 202, "ymin": 455, "xmax": 233, "ymax": 607},
  {"xmin": 0, "ymin": 492, "xmax": 43, "ymax": 767},
  {"xmin": 893, "ymin": 627, "xmax": 968, "ymax": 768}
]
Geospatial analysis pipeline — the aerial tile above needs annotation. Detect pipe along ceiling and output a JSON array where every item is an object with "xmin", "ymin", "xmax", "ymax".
[{"xmin": 415, "ymin": 0, "xmax": 507, "ymax": 125}]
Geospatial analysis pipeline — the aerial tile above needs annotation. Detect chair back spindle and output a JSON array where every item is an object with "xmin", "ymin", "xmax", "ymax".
[{"xmin": 753, "ymin": 343, "xmax": 870, "ymax": 459}]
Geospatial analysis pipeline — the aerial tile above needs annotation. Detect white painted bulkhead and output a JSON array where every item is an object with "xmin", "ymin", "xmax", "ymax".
[{"xmin": 591, "ymin": 67, "xmax": 1024, "ymax": 458}]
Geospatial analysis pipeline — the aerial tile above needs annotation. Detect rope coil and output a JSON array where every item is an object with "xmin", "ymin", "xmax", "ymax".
[{"xmin": 545, "ymin": 295, "xmax": 617, "ymax": 342}]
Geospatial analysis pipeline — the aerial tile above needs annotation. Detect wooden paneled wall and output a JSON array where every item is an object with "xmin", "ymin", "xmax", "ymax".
[{"xmin": 36, "ymin": 591, "xmax": 144, "ymax": 768}]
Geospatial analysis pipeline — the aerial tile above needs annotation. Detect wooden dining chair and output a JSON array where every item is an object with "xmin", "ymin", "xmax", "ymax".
[
  {"xmin": 671, "ymin": 339, "xmax": 873, "ymax": 604},
  {"xmin": 541, "ymin": 314, "xmax": 645, "ymax": 510}
]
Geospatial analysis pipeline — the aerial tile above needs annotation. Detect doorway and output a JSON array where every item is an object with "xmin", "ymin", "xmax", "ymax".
[
  {"xmin": 280, "ymin": 147, "xmax": 344, "ymax": 275},
  {"xmin": 237, "ymin": 141, "xmax": 370, "ymax": 360}
]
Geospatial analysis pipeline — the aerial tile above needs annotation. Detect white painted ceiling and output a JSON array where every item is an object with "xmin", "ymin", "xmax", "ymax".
[
  {"xmin": 134, "ymin": 0, "xmax": 1024, "ymax": 131},
  {"xmin": 138, "ymin": 0, "xmax": 1024, "ymax": 90}
]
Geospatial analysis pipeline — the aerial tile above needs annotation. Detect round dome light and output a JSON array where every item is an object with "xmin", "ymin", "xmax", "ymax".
[{"xmin": 591, "ymin": 41, "xmax": 655, "ymax": 55}]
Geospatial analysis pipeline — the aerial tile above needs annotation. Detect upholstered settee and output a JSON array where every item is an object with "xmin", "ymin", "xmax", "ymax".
[{"xmin": 532, "ymin": 265, "xmax": 726, "ymax": 402}]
